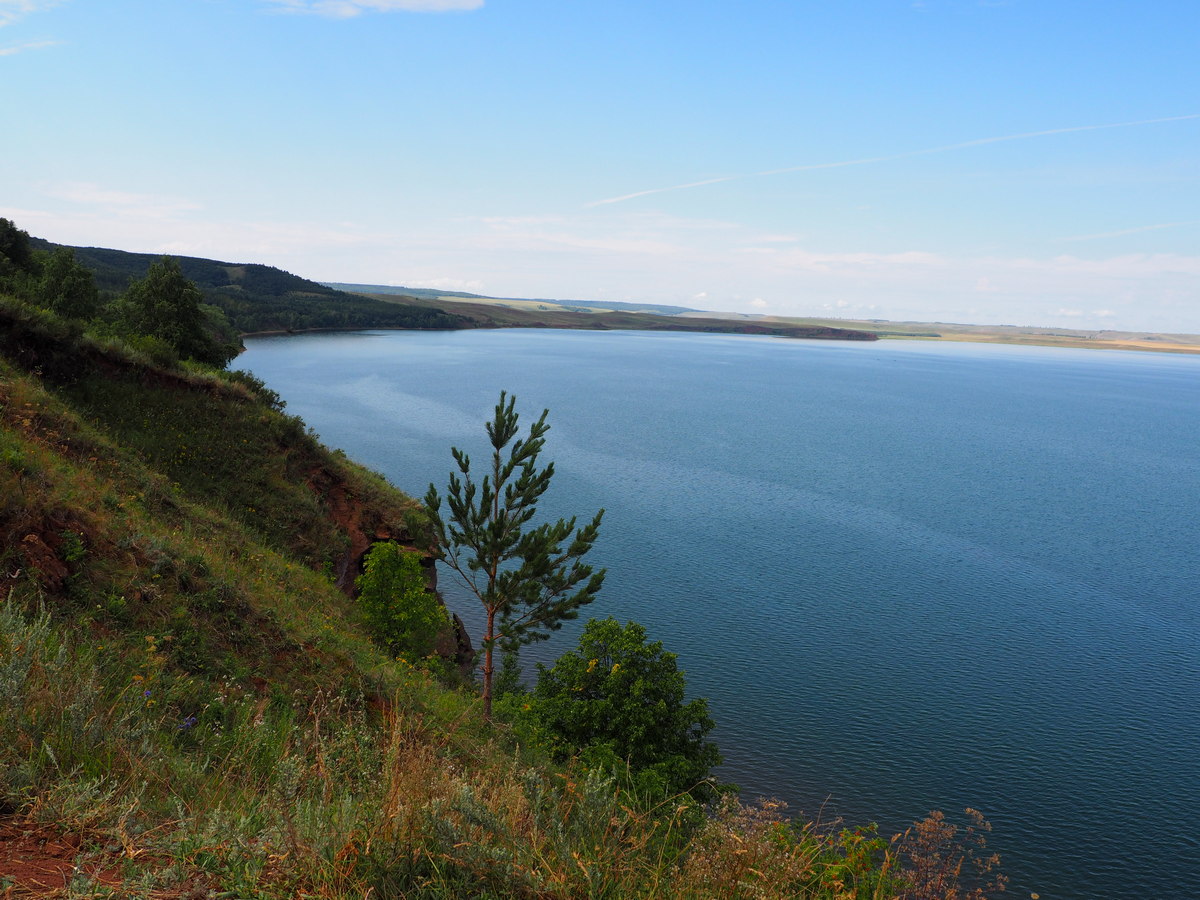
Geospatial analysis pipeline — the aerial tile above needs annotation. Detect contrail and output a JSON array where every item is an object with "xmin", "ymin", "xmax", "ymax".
[{"xmin": 585, "ymin": 114, "xmax": 1200, "ymax": 208}]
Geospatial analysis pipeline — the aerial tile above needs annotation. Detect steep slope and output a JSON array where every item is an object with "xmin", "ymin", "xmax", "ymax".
[{"xmin": 0, "ymin": 296, "xmax": 460, "ymax": 690}]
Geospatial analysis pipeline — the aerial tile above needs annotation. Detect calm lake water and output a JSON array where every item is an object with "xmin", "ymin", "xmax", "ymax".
[{"xmin": 242, "ymin": 329, "xmax": 1199, "ymax": 900}]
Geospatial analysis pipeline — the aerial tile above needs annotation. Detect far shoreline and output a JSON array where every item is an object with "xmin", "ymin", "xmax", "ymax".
[
  {"xmin": 239, "ymin": 322, "xmax": 1200, "ymax": 356},
  {"xmin": 346, "ymin": 288, "xmax": 1200, "ymax": 356}
]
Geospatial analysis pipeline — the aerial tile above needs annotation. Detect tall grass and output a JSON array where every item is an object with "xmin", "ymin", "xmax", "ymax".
[{"xmin": 0, "ymin": 595, "xmax": 1003, "ymax": 898}]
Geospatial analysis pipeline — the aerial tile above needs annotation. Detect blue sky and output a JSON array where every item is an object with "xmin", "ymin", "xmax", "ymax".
[{"xmin": 3, "ymin": 0, "xmax": 1198, "ymax": 331}]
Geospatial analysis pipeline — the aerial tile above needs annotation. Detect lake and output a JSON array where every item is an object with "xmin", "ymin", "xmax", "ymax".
[{"xmin": 241, "ymin": 329, "xmax": 1199, "ymax": 900}]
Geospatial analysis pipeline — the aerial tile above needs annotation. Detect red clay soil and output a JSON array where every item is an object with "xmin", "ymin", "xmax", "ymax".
[
  {"xmin": 0, "ymin": 815, "xmax": 209, "ymax": 898},
  {"xmin": 0, "ymin": 815, "xmax": 121, "ymax": 896}
]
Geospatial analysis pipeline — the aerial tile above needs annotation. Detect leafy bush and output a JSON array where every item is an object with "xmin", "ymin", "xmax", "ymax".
[
  {"xmin": 522, "ymin": 617, "xmax": 722, "ymax": 799},
  {"xmin": 355, "ymin": 541, "xmax": 448, "ymax": 661}
]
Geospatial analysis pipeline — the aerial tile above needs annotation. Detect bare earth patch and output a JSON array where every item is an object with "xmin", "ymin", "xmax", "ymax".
[
  {"xmin": 0, "ymin": 815, "xmax": 209, "ymax": 899},
  {"xmin": 0, "ymin": 815, "xmax": 120, "ymax": 896}
]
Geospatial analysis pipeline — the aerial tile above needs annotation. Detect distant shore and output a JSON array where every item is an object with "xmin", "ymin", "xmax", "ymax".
[
  {"xmin": 340, "ymin": 286, "xmax": 1200, "ymax": 356},
  {"xmin": 678, "ymin": 312, "xmax": 1200, "ymax": 355}
]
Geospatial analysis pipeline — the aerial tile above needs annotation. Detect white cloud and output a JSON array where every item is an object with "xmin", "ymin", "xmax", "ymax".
[
  {"xmin": 750, "ymin": 298, "xmax": 768, "ymax": 309},
  {"xmin": 403, "ymin": 277, "xmax": 485, "ymax": 292},
  {"xmin": 264, "ymin": 0, "xmax": 482, "ymax": 17},
  {"xmin": 45, "ymin": 182, "xmax": 203, "ymax": 219},
  {"xmin": 0, "ymin": 1, "xmax": 61, "ymax": 28},
  {"xmin": 743, "ymin": 246, "xmax": 945, "ymax": 275},
  {"xmin": 749, "ymin": 233, "xmax": 804, "ymax": 244},
  {"xmin": 0, "ymin": 38, "xmax": 57, "ymax": 54}
]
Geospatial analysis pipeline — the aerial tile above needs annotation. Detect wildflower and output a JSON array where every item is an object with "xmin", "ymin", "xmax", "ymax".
[
  {"xmin": 177, "ymin": 715, "xmax": 198, "ymax": 731},
  {"xmin": 143, "ymin": 689, "xmax": 152, "ymax": 697}
]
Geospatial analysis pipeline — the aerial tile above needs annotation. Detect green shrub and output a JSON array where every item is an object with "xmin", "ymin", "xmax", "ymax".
[
  {"xmin": 355, "ymin": 542, "xmax": 448, "ymax": 661},
  {"xmin": 522, "ymin": 617, "xmax": 722, "ymax": 800}
]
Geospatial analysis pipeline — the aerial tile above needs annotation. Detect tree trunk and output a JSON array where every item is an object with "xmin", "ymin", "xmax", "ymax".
[{"xmin": 482, "ymin": 607, "xmax": 496, "ymax": 722}]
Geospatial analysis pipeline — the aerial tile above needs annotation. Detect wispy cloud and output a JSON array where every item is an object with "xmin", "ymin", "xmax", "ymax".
[
  {"xmin": 0, "ymin": 0, "xmax": 61, "ymax": 28},
  {"xmin": 1060, "ymin": 220, "xmax": 1200, "ymax": 242},
  {"xmin": 264, "ymin": 0, "xmax": 482, "ymax": 17},
  {"xmin": 46, "ymin": 182, "xmax": 205, "ymax": 219},
  {"xmin": 0, "ymin": 38, "xmax": 56, "ymax": 54},
  {"xmin": 1054, "ymin": 307, "xmax": 1116, "ymax": 319},
  {"xmin": 587, "ymin": 114, "xmax": 1200, "ymax": 207},
  {"xmin": 404, "ymin": 276, "xmax": 486, "ymax": 292}
]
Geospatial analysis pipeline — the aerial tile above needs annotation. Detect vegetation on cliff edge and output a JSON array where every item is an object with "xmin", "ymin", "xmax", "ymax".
[{"xmin": 0, "ymin": 224, "xmax": 1002, "ymax": 898}]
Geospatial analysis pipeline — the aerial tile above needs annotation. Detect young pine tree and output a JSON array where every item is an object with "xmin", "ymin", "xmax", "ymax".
[{"xmin": 424, "ymin": 391, "xmax": 605, "ymax": 721}]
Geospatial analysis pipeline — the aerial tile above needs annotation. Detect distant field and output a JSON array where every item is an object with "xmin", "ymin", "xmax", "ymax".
[{"xmin": 677, "ymin": 311, "xmax": 1200, "ymax": 354}]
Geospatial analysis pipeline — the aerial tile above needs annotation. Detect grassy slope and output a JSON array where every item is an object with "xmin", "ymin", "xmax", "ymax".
[
  {"xmin": 0, "ymin": 295, "xmax": 1000, "ymax": 899},
  {"xmin": 0, "ymin": 295, "xmax": 423, "ymax": 693}
]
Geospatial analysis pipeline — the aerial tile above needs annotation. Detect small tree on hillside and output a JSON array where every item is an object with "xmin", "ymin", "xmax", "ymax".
[
  {"xmin": 35, "ymin": 247, "xmax": 99, "ymax": 320},
  {"xmin": 113, "ymin": 257, "xmax": 233, "ymax": 366},
  {"xmin": 424, "ymin": 391, "xmax": 605, "ymax": 721},
  {"xmin": 355, "ymin": 541, "xmax": 448, "ymax": 661},
  {"xmin": 0, "ymin": 218, "xmax": 34, "ymax": 277},
  {"xmin": 0, "ymin": 218, "xmax": 36, "ymax": 296}
]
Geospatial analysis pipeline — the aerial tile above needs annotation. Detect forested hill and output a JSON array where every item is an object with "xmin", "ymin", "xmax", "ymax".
[{"xmin": 30, "ymin": 238, "xmax": 466, "ymax": 335}]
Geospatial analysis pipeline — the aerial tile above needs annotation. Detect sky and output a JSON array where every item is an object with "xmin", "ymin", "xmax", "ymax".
[{"xmin": 2, "ymin": 0, "xmax": 1198, "ymax": 332}]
